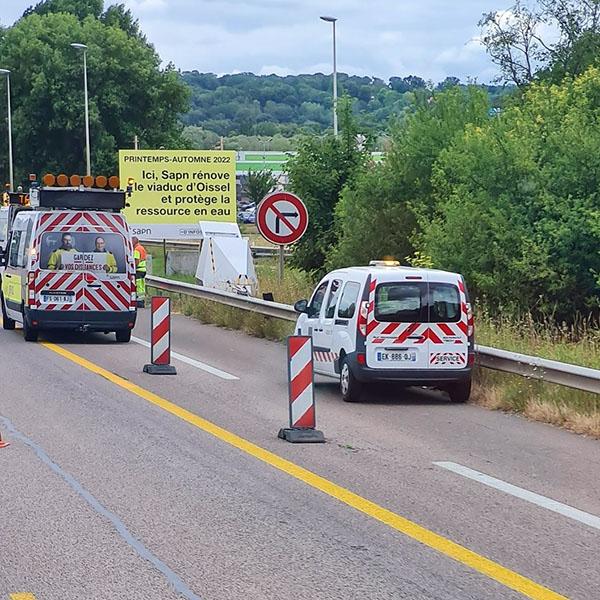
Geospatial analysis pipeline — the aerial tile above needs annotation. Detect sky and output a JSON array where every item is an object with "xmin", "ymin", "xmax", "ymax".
[{"xmin": 2, "ymin": 0, "xmax": 505, "ymax": 83}]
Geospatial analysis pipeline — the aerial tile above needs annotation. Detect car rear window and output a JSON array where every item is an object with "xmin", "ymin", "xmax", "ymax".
[
  {"xmin": 429, "ymin": 283, "xmax": 461, "ymax": 323},
  {"xmin": 374, "ymin": 281, "xmax": 461, "ymax": 323},
  {"xmin": 375, "ymin": 283, "xmax": 426, "ymax": 323},
  {"xmin": 40, "ymin": 231, "xmax": 127, "ymax": 273}
]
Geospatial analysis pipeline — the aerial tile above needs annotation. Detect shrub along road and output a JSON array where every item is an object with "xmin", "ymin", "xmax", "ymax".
[{"xmin": 0, "ymin": 312, "xmax": 598, "ymax": 599}]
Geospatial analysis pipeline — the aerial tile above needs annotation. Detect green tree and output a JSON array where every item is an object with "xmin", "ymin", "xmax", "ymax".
[
  {"xmin": 242, "ymin": 169, "xmax": 277, "ymax": 204},
  {"xmin": 286, "ymin": 97, "xmax": 367, "ymax": 272},
  {"xmin": 328, "ymin": 86, "xmax": 490, "ymax": 270},
  {"xmin": 422, "ymin": 67, "xmax": 600, "ymax": 321},
  {"xmin": 0, "ymin": 1, "xmax": 189, "ymax": 185},
  {"xmin": 479, "ymin": 0, "xmax": 600, "ymax": 86}
]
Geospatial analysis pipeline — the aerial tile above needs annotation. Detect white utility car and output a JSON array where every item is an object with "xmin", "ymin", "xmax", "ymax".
[{"xmin": 294, "ymin": 261, "xmax": 474, "ymax": 403}]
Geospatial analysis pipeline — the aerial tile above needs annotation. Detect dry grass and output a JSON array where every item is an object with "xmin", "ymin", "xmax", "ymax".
[{"xmin": 473, "ymin": 368, "xmax": 600, "ymax": 438}]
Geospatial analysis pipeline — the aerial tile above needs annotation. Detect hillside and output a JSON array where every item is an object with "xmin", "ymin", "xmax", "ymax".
[{"xmin": 181, "ymin": 72, "xmax": 511, "ymax": 149}]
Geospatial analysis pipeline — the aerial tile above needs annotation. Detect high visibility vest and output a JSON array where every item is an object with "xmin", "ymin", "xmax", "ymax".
[
  {"xmin": 47, "ymin": 247, "xmax": 78, "ymax": 270},
  {"xmin": 134, "ymin": 243, "xmax": 147, "ymax": 273}
]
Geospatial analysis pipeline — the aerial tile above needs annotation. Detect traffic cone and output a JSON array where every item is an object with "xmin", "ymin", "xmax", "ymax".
[{"xmin": 0, "ymin": 432, "xmax": 9, "ymax": 448}]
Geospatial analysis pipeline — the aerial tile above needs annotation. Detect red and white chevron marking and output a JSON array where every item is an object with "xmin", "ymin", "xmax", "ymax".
[
  {"xmin": 288, "ymin": 336, "xmax": 316, "ymax": 429},
  {"xmin": 150, "ymin": 297, "xmax": 172, "ymax": 365},
  {"xmin": 314, "ymin": 350, "xmax": 337, "ymax": 363},
  {"xmin": 430, "ymin": 352, "xmax": 466, "ymax": 365},
  {"xmin": 366, "ymin": 276, "xmax": 470, "ymax": 346}
]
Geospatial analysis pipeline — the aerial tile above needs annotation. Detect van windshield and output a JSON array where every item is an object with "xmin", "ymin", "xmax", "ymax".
[
  {"xmin": 40, "ymin": 231, "xmax": 127, "ymax": 274},
  {"xmin": 374, "ymin": 282, "xmax": 461, "ymax": 323}
]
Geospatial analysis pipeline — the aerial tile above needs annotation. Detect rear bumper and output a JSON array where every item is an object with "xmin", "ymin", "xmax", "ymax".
[
  {"xmin": 26, "ymin": 309, "xmax": 136, "ymax": 332},
  {"xmin": 346, "ymin": 353, "xmax": 471, "ymax": 385}
]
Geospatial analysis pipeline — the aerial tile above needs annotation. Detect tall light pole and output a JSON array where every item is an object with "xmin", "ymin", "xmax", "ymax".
[
  {"xmin": 320, "ymin": 15, "xmax": 338, "ymax": 136},
  {"xmin": 71, "ymin": 43, "xmax": 91, "ymax": 176},
  {"xmin": 0, "ymin": 69, "xmax": 14, "ymax": 191}
]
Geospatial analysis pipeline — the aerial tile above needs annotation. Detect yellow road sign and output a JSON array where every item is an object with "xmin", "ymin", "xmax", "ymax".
[{"xmin": 119, "ymin": 149, "xmax": 236, "ymax": 239}]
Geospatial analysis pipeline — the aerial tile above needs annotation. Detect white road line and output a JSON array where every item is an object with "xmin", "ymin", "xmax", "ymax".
[
  {"xmin": 434, "ymin": 461, "xmax": 600, "ymax": 532},
  {"xmin": 131, "ymin": 336, "xmax": 239, "ymax": 381}
]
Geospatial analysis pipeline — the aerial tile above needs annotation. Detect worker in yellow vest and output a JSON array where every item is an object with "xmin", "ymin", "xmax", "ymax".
[
  {"xmin": 132, "ymin": 236, "xmax": 147, "ymax": 307},
  {"xmin": 48, "ymin": 233, "xmax": 78, "ymax": 270}
]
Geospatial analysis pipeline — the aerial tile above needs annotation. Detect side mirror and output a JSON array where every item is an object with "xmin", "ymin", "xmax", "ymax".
[{"xmin": 294, "ymin": 299, "xmax": 309, "ymax": 314}]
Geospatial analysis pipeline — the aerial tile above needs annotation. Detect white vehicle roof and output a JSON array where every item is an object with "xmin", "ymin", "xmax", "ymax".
[{"xmin": 322, "ymin": 265, "xmax": 463, "ymax": 284}]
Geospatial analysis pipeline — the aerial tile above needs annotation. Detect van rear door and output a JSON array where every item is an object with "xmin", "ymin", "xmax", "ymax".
[
  {"xmin": 35, "ymin": 212, "xmax": 134, "ymax": 313},
  {"xmin": 365, "ymin": 273, "xmax": 430, "ymax": 370},
  {"xmin": 426, "ymin": 278, "xmax": 469, "ymax": 369}
]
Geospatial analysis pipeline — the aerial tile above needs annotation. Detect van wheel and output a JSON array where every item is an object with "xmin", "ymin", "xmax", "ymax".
[
  {"xmin": 23, "ymin": 317, "xmax": 38, "ymax": 342},
  {"xmin": 115, "ymin": 329, "xmax": 131, "ymax": 343},
  {"xmin": 1, "ymin": 294, "xmax": 15, "ymax": 330},
  {"xmin": 447, "ymin": 379, "xmax": 471, "ymax": 403},
  {"xmin": 340, "ymin": 358, "xmax": 364, "ymax": 403}
]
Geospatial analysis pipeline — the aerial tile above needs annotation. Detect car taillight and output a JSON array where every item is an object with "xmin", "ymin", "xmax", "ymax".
[
  {"xmin": 27, "ymin": 272, "xmax": 36, "ymax": 307},
  {"xmin": 357, "ymin": 300, "xmax": 369, "ymax": 337},
  {"xmin": 357, "ymin": 353, "xmax": 366, "ymax": 365},
  {"xmin": 468, "ymin": 351, "xmax": 475, "ymax": 367},
  {"xmin": 466, "ymin": 302, "xmax": 474, "ymax": 338}
]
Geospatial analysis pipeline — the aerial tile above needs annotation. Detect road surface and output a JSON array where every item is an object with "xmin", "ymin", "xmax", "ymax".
[{"xmin": 1, "ymin": 310, "xmax": 598, "ymax": 599}]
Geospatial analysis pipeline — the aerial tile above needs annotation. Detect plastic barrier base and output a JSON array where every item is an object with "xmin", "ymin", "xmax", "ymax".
[
  {"xmin": 278, "ymin": 428, "xmax": 325, "ymax": 444},
  {"xmin": 143, "ymin": 364, "xmax": 177, "ymax": 375}
]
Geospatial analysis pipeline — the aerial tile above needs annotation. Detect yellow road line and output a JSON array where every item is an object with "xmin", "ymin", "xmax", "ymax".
[
  {"xmin": 10, "ymin": 594, "xmax": 37, "ymax": 600},
  {"xmin": 43, "ymin": 342, "xmax": 567, "ymax": 600}
]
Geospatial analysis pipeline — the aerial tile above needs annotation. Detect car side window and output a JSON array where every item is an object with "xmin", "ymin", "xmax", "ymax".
[
  {"xmin": 309, "ymin": 281, "xmax": 329, "ymax": 316},
  {"xmin": 324, "ymin": 279, "xmax": 343, "ymax": 319},
  {"xmin": 8, "ymin": 231, "xmax": 22, "ymax": 268},
  {"xmin": 337, "ymin": 281, "xmax": 361, "ymax": 319},
  {"xmin": 17, "ymin": 219, "xmax": 33, "ymax": 268}
]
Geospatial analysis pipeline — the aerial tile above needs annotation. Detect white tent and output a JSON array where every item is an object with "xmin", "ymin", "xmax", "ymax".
[{"xmin": 195, "ymin": 221, "xmax": 257, "ymax": 296}]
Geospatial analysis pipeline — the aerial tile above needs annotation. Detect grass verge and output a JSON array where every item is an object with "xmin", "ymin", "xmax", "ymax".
[{"xmin": 147, "ymin": 252, "xmax": 600, "ymax": 438}]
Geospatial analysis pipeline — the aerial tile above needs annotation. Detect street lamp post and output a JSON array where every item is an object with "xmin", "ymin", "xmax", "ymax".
[
  {"xmin": 320, "ymin": 16, "xmax": 338, "ymax": 136},
  {"xmin": 0, "ymin": 69, "xmax": 14, "ymax": 191},
  {"xmin": 71, "ymin": 43, "xmax": 91, "ymax": 176}
]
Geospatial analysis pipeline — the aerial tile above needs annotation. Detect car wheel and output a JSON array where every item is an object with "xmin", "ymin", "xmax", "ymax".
[
  {"xmin": 447, "ymin": 379, "xmax": 471, "ymax": 403},
  {"xmin": 340, "ymin": 357, "xmax": 364, "ymax": 403},
  {"xmin": 23, "ymin": 316, "xmax": 38, "ymax": 342},
  {"xmin": 1, "ymin": 294, "xmax": 15, "ymax": 330},
  {"xmin": 115, "ymin": 329, "xmax": 132, "ymax": 343}
]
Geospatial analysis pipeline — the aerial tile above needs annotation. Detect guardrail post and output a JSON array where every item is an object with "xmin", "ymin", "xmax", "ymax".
[
  {"xmin": 143, "ymin": 296, "xmax": 177, "ymax": 375},
  {"xmin": 278, "ymin": 335, "xmax": 325, "ymax": 443}
]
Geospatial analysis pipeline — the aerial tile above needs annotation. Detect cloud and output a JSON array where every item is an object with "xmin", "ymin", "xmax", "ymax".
[{"xmin": 5, "ymin": 0, "xmax": 502, "ymax": 82}]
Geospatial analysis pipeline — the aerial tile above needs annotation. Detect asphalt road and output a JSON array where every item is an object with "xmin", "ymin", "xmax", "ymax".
[{"xmin": 1, "ymin": 309, "xmax": 599, "ymax": 600}]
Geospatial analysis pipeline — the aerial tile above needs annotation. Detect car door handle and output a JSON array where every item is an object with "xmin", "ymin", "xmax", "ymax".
[
  {"xmin": 407, "ymin": 336, "xmax": 422, "ymax": 340},
  {"xmin": 87, "ymin": 283, "xmax": 101, "ymax": 288}
]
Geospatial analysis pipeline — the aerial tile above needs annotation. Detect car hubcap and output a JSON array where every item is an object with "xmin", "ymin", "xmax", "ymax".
[{"xmin": 341, "ymin": 364, "xmax": 349, "ymax": 395}]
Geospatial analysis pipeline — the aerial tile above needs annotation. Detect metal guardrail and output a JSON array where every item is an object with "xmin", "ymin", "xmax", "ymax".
[
  {"xmin": 146, "ymin": 275, "xmax": 600, "ymax": 394},
  {"xmin": 146, "ymin": 275, "xmax": 296, "ymax": 321},
  {"xmin": 141, "ymin": 239, "xmax": 287, "ymax": 258}
]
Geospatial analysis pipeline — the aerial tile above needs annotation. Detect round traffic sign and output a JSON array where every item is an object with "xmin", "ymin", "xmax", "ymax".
[{"xmin": 256, "ymin": 191, "xmax": 308, "ymax": 246}]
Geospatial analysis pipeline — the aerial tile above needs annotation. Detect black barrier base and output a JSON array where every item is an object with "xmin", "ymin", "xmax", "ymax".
[
  {"xmin": 143, "ymin": 364, "xmax": 177, "ymax": 375},
  {"xmin": 278, "ymin": 428, "xmax": 325, "ymax": 443}
]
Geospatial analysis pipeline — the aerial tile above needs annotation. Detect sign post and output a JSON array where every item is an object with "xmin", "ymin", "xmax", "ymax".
[{"xmin": 256, "ymin": 191, "xmax": 309, "ymax": 282}]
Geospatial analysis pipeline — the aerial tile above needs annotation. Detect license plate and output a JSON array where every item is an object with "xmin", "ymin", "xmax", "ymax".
[
  {"xmin": 41, "ymin": 291, "xmax": 74, "ymax": 304},
  {"xmin": 377, "ymin": 351, "xmax": 417, "ymax": 362}
]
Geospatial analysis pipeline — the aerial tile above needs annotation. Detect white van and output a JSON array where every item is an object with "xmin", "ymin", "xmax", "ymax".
[
  {"xmin": 294, "ymin": 262, "xmax": 474, "ymax": 403},
  {"xmin": 0, "ymin": 185, "xmax": 137, "ymax": 342}
]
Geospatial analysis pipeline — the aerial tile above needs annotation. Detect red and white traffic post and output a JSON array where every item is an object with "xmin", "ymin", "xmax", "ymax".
[
  {"xmin": 278, "ymin": 335, "xmax": 325, "ymax": 443},
  {"xmin": 143, "ymin": 296, "xmax": 177, "ymax": 375}
]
